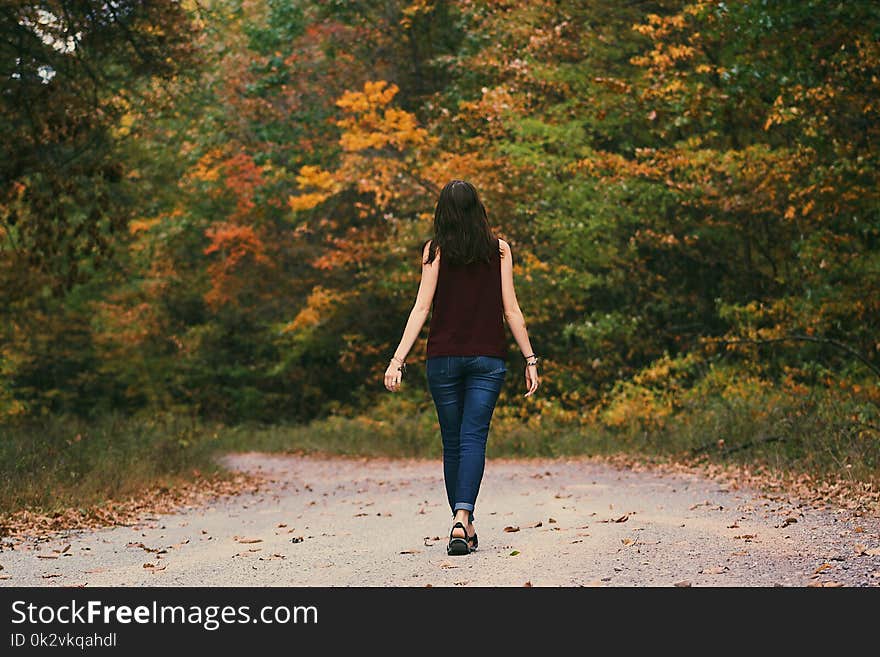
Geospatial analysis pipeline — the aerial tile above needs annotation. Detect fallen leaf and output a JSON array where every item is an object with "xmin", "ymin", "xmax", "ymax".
[
  {"xmin": 621, "ymin": 538, "xmax": 635, "ymax": 546},
  {"xmin": 813, "ymin": 563, "xmax": 833, "ymax": 574},
  {"xmin": 674, "ymin": 581, "xmax": 691, "ymax": 587},
  {"xmin": 613, "ymin": 514, "xmax": 629, "ymax": 523},
  {"xmin": 0, "ymin": 470, "xmax": 269, "ymax": 542},
  {"xmin": 531, "ymin": 521, "xmax": 543, "ymax": 528},
  {"xmin": 510, "ymin": 550, "xmax": 520, "ymax": 556},
  {"xmin": 234, "ymin": 537, "xmax": 262, "ymax": 544},
  {"xmin": 808, "ymin": 581, "xmax": 844, "ymax": 588},
  {"xmin": 548, "ymin": 518, "xmax": 557, "ymax": 523},
  {"xmin": 503, "ymin": 526, "xmax": 520, "ymax": 533},
  {"xmin": 523, "ymin": 581, "xmax": 532, "ymax": 587},
  {"xmin": 127, "ymin": 542, "xmax": 162, "ymax": 553}
]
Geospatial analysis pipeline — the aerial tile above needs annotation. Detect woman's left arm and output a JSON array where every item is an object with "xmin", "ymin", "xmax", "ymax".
[{"xmin": 384, "ymin": 241, "xmax": 439, "ymax": 392}]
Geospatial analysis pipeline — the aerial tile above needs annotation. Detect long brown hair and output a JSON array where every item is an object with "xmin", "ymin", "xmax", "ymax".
[{"xmin": 423, "ymin": 180, "xmax": 501, "ymax": 266}]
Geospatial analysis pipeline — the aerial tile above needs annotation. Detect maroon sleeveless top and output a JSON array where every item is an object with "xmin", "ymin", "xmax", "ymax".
[{"xmin": 425, "ymin": 237, "xmax": 508, "ymax": 359}]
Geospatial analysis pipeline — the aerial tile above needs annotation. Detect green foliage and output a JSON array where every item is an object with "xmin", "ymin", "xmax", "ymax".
[{"xmin": 244, "ymin": 0, "xmax": 306, "ymax": 54}]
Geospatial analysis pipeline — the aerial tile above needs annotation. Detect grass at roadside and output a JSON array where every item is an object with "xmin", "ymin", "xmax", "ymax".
[{"xmin": 0, "ymin": 411, "xmax": 225, "ymax": 517}]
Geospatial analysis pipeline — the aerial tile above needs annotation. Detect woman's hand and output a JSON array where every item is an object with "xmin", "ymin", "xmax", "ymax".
[
  {"xmin": 384, "ymin": 360, "xmax": 402, "ymax": 392},
  {"xmin": 524, "ymin": 363, "xmax": 540, "ymax": 397}
]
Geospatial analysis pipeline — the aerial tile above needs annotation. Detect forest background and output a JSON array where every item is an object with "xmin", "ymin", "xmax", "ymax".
[{"xmin": 2, "ymin": 0, "xmax": 878, "ymax": 516}]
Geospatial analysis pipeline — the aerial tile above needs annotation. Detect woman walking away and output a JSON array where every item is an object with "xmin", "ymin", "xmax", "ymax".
[{"xmin": 383, "ymin": 179, "xmax": 540, "ymax": 556}]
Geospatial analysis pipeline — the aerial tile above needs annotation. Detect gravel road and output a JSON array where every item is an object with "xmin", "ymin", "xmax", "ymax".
[{"xmin": 2, "ymin": 453, "xmax": 878, "ymax": 587}]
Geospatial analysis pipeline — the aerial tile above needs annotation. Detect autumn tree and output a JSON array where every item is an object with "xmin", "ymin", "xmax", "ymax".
[{"xmin": 0, "ymin": 1, "xmax": 201, "ymax": 417}]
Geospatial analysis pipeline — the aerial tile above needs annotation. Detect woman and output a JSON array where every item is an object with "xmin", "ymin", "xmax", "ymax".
[{"xmin": 383, "ymin": 179, "xmax": 540, "ymax": 556}]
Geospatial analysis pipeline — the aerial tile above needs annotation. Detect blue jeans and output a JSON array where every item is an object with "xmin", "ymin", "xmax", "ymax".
[{"xmin": 426, "ymin": 355, "xmax": 507, "ymax": 523}]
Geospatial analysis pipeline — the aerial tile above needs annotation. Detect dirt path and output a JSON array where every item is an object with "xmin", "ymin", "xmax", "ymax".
[{"xmin": 2, "ymin": 453, "xmax": 879, "ymax": 587}]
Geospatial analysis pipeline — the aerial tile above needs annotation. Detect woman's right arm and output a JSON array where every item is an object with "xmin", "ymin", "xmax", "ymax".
[{"xmin": 499, "ymin": 238, "xmax": 540, "ymax": 397}]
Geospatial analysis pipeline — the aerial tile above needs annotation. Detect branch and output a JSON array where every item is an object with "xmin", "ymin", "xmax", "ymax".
[{"xmin": 705, "ymin": 334, "xmax": 880, "ymax": 379}]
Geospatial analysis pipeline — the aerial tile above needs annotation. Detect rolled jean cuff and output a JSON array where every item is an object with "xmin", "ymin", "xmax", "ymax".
[{"xmin": 453, "ymin": 502, "xmax": 475, "ymax": 522}]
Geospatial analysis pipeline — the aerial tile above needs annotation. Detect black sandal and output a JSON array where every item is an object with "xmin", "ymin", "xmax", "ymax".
[
  {"xmin": 468, "ymin": 531, "xmax": 478, "ymax": 551},
  {"xmin": 447, "ymin": 522, "xmax": 470, "ymax": 556}
]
